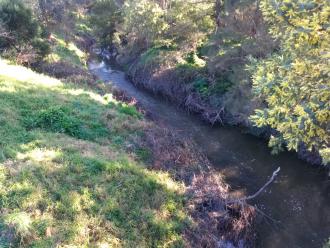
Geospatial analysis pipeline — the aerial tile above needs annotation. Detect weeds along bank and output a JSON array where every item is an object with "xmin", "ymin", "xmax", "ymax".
[
  {"xmin": 89, "ymin": 0, "xmax": 329, "ymax": 166},
  {"xmin": 108, "ymin": 2, "xmax": 268, "ymax": 128}
]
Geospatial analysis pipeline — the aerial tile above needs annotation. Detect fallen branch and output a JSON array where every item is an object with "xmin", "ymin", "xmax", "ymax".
[{"xmin": 226, "ymin": 167, "xmax": 281, "ymax": 205}]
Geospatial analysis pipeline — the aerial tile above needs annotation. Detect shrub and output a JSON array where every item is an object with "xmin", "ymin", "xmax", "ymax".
[
  {"xmin": 24, "ymin": 106, "xmax": 108, "ymax": 141},
  {"xmin": 0, "ymin": 0, "xmax": 50, "ymax": 62},
  {"xmin": 250, "ymin": 0, "xmax": 330, "ymax": 165},
  {"xmin": 193, "ymin": 77, "xmax": 209, "ymax": 97}
]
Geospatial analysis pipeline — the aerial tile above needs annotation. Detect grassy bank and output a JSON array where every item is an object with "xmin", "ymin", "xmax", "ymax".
[
  {"xmin": 0, "ymin": 56, "xmax": 255, "ymax": 247},
  {"xmin": 0, "ymin": 59, "xmax": 188, "ymax": 247}
]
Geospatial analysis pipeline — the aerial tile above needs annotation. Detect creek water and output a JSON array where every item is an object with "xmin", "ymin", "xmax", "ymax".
[{"xmin": 89, "ymin": 59, "xmax": 330, "ymax": 248}]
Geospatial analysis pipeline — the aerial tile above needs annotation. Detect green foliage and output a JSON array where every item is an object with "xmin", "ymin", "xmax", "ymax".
[
  {"xmin": 193, "ymin": 77, "xmax": 209, "ymax": 96},
  {"xmin": 0, "ymin": 0, "xmax": 38, "ymax": 45},
  {"xmin": 26, "ymin": 106, "xmax": 80, "ymax": 134},
  {"xmin": 249, "ymin": 0, "xmax": 330, "ymax": 164},
  {"xmin": 0, "ymin": 0, "xmax": 50, "ymax": 61},
  {"xmin": 164, "ymin": 0, "xmax": 214, "ymax": 45},
  {"xmin": 31, "ymin": 38, "xmax": 51, "ymax": 57},
  {"xmin": 213, "ymin": 75, "xmax": 233, "ymax": 95},
  {"xmin": 116, "ymin": 103, "xmax": 142, "ymax": 119},
  {"xmin": 122, "ymin": 0, "xmax": 168, "ymax": 48},
  {"xmin": 23, "ymin": 106, "xmax": 108, "ymax": 141},
  {"xmin": 89, "ymin": 0, "xmax": 122, "ymax": 46},
  {"xmin": 91, "ymin": 0, "xmax": 214, "ymax": 53}
]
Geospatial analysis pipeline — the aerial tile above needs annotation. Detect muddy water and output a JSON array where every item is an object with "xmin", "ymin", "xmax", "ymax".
[{"xmin": 89, "ymin": 59, "xmax": 330, "ymax": 248}]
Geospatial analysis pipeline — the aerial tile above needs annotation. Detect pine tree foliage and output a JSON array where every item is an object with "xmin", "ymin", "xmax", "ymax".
[{"xmin": 250, "ymin": 0, "xmax": 330, "ymax": 165}]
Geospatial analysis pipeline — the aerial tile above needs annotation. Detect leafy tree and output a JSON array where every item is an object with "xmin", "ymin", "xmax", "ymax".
[
  {"xmin": 164, "ymin": 0, "xmax": 214, "ymax": 47},
  {"xmin": 0, "ymin": 0, "xmax": 50, "ymax": 61},
  {"xmin": 122, "ymin": 0, "xmax": 169, "ymax": 48},
  {"xmin": 0, "ymin": 0, "xmax": 38, "ymax": 48},
  {"xmin": 249, "ymin": 0, "xmax": 330, "ymax": 165},
  {"xmin": 90, "ymin": 0, "xmax": 215, "ymax": 53},
  {"xmin": 89, "ymin": 0, "xmax": 122, "ymax": 46},
  {"xmin": 37, "ymin": 0, "xmax": 71, "ymax": 25}
]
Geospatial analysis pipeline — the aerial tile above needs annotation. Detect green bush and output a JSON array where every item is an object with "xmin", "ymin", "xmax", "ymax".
[
  {"xmin": 250, "ymin": 0, "xmax": 330, "ymax": 165},
  {"xmin": 0, "ymin": 0, "xmax": 38, "ymax": 46},
  {"xmin": 24, "ymin": 106, "xmax": 108, "ymax": 141},
  {"xmin": 212, "ymin": 75, "xmax": 233, "ymax": 95},
  {"xmin": 0, "ymin": 0, "xmax": 50, "ymax": 60},
  {"xmin": 31, "ymin": 38, "xmax": 51, "ymax": 57},
  {"xmin": 29, "ymin": 106, "xmax": 81, "ymax": 136},
  {"xmin": 193, "ymin": 77, "xmax": 209, "ymax": 97},
  {"xmin": 117, "ymin": 103, "xmax": 142, "ymax": 118}
]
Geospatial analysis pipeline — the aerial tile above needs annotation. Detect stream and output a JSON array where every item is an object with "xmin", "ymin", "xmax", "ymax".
[{"xmin": 89, "ymin": 59, "xmax": 330, "ymax": 248}]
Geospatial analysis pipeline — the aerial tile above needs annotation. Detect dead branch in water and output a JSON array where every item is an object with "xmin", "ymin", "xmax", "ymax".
[{"xmin": 227, "ymin": 167, "xmax": 281, "ymax": 205}]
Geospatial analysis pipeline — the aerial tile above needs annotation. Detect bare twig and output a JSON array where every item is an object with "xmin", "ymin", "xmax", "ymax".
[{"xmin": 226, "ymin": 167, "xmax": 281, "ymax": 204}]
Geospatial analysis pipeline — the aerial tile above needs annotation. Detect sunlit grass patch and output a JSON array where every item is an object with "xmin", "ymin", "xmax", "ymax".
[
  {"xmin": 0, "ymin": 146, "xmax": 187, "ymax": 247},
  {"xmin": 0, "ymin": 60, "xmax": 62, "ymax": 88},
  {"xmin": 16, "ymin": 148, "xmax": 60, "ymax": 163},
  {"xmin": 47, "ymin": 33, "xmax": 88, "ymax": 68}
]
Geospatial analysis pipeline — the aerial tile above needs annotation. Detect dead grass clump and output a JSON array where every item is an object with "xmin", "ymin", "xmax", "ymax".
[
  {"xmin": 137, "ymin": 122, "xmax": 256, "ymax": 247},
  {"xmin": 143, "ymin": 126, "xmax": 208, "ymax": 183},
  {"xmin": 186, "ymin": 173, "xmax": 256, "ymax": 248}
]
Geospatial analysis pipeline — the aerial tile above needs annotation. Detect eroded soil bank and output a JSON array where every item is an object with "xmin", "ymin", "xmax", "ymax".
[{"xmin": 89, "ymin": 59, "xmax": 330, "ymax": 248}]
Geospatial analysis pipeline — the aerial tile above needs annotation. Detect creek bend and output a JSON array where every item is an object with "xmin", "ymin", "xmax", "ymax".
[{"xmin": 89, "ymin": 59, "xmax": 330, "ymax": 248}]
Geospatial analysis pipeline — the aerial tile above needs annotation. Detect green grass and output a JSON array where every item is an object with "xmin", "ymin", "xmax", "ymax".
[
  {"xmin": 0, "ymin": 59, "xmax": 187, "ymax": 247},
  {"xmin": 47, "ymin": 34, "xmax": 88, "ymax": 68}
]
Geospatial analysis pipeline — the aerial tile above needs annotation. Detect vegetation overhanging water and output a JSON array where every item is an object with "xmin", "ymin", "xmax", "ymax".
[{"xmin": 89, "ymin": 58, "xmax": 330, "ymax": 248}]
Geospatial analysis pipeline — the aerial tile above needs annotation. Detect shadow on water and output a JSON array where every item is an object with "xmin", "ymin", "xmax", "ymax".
[{"xmin": 89, "ymin": 59, "xmax": 330, "ymax": 248}]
